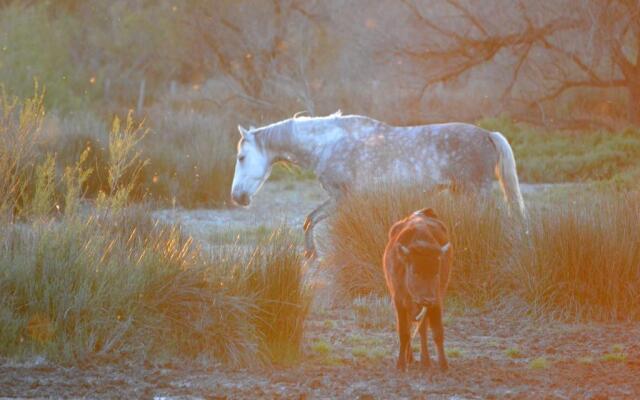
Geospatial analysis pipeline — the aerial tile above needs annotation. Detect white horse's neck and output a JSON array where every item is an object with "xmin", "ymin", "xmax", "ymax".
[{"xmin": 257, "ymin": 118, "xmax": 344, "ymax": 171}]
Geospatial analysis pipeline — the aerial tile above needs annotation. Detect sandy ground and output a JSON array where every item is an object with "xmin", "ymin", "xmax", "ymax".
[
  {"xmin": 2, "ymin": 180, "xmax": 639, "ymax": 399},
  {"xmin": 2, "ymin": 308, "xmax": 639, "ymax": 399}
]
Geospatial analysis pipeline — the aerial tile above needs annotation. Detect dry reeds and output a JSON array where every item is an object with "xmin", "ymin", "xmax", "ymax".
[{"xmin": 325, "ymin": 184, "xmax": 640, "ymax": 321}]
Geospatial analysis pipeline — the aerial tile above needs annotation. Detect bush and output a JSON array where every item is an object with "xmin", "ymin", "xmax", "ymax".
[
  {"xmin": 0, "ymin": 83, "xmax": 46, "ymax": 221},
  {"xmin": 477, "ymin": 116, "xmax": 640, "ymax": 184},
  {"xmin": 0, "ymin": 212, "xmax": 255, "ymax": 364},
  {"xmin": 0, "ymin": 214, "xmax": 311, "ymax": 365},
  {"xmin": 325, "ymin": 184, "xmax": 516, "ymax": 304},
  {"xmin": 326, "ymin": 182, "xmax": 640, "ymax": 321},
  {"xmin": 513, "ymin": 192, "xmax": 640, "ymax": 321},
  {"xmin": 41, "ymin": 112, "xmax": 110, "ymax": 199},
  {"xmin": 0, "ymin": 4, "xmax": 92, "ymax": 112},
  {"xmin": 212, "ymin": 227, "xmax": 313, "ymax": 364},
  {"xmin": 142, "ymin": 109, "xmax": 236, "ymax": 207}
]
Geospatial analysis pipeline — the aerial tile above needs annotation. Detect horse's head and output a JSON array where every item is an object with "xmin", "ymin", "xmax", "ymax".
[{"xmin": 231, "ymin": 125, "xmax": 271, "ymax": 206}]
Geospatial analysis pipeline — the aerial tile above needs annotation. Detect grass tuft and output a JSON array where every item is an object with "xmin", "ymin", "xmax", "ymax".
[
  {"xmin": 446, "ymin": 348, "xmax": 464, "ymax": 358},
  {"xmin": 514, "ymin": 192, "xmax": 640, "ymax": 321},
  {"xmin": 325, "ymin": 185, "xmax": 516, "ymax": 305},
  {"xmin": 504, "ymin": 347, "xmax": 524, "ymax": 359},
  {"xmin": 529, "ymin": 357, "xmax": 550, "ymax": 369},
  {"xmin": 601, "ymin": 352, "xmax": 627, "ymax": 362},
  {"xmin": 352, "ymin": 295, "xmax": 394, "ymax": 330},
  {"xmin": 212, "ymin": 226, "xmax": 313, "ymax": 364},
  {"xmin": 311, "ymin": 339, "xmax": 333, "ymax": 358},
  {"xmin": 0, "ymin": 216, "xmax": 311, "ymax": 366},
  {"xmin": 326, "ymin": 182, "xmax": 640, "ymax": 321}
]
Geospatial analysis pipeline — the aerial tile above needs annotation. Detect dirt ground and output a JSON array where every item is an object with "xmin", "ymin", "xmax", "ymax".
[{"xmin": 2, "ymin": 181, "xmax": 639, "ymax": 399}]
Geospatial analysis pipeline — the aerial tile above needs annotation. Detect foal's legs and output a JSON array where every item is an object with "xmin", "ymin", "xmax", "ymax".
[
  {"xmin": 418, "ymin": 315, "xmax": 431, "ymax": 369},
  {"xmin": 394, "ymin": 302, "xmax": 411, "ymax": 372},
  {"xmin": 428, "ymin": 305, "xmax": 448, "ymax": 371}
]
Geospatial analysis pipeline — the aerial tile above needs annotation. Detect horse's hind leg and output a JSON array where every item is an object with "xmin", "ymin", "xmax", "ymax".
[{"xmin": 303, "ymin": 199, "xmax": 333, "ymax": 259}]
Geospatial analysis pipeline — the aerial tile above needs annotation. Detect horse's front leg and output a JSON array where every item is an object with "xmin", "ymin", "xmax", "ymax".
[{"xmin": 303, "ymin": 199, "xmax": 333, "ymax": 259}]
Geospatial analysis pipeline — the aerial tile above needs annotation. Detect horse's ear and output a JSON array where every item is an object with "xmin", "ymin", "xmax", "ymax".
[{"xmin": 238, "ymin": 125, "xmax": 254, "ymax": 139}]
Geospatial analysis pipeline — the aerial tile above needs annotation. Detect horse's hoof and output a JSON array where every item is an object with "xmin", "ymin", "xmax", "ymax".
[
  {"xmin": 420, "ymin": 359, "xmax": 431, "ymax": 370},
  {"xmin": 439, "ymin": 360, "xmax": 449, "ymax": 372}
]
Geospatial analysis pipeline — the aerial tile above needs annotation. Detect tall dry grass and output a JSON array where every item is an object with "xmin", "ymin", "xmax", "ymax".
[
  {"xmin": 0, "ymin": 92, "xmax": 312, "ymax": 365},
  {"xmin": 128, "ymin": 107, "xmax": 235, "ymax": 207},
  {"xmin": 325, "ymin": 184, "xmax": 640, "ymax": 321},
  {"xmin": 515, "ymin": 193, "xmax": 640, "ymax": 321},
  {"xmin": 0, "ymin": 212, "xmax": 255, "ymax": 364},
  {"xmin": 0, "ymin": 212, "xmax": 313, "ymax": 365},
  {"xmin": 0, "ymin": 83, "xmax": 46, "ymax": 221},
  {"xmin": 325, "ymin": 185, "xmax": 516, "ymax": 305},
  {"xmin": 212, "ymin": 227, "xmax": 313, "ymax": 364}
]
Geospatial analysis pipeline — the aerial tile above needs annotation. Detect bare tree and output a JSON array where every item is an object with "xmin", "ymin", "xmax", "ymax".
[
  {"xmin": 391, "ymin": 0, "xmax": 640, "ymax": 126},
  {"xmin": 181, "ymin": 0, "xmax": 328, "ymax": 117}
]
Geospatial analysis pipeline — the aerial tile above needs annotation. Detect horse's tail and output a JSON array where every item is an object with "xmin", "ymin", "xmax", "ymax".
[{"xmin": 488, "ymin": 131, "xmax": 526, "ymax": 218}]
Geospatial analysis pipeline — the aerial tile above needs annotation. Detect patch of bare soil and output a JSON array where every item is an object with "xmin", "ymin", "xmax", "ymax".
[
  {"xmin": 2, "ymin": 181, "xmax": 638, "ymax": 399},
  {"xmin": 2, "ymin": 309, "xmax": 639, "ymax": 399}
]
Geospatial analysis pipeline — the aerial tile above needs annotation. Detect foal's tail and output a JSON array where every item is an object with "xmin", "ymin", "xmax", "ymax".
[{"xmin": 488, "ymin": 131, "xmax": 526, "ymax": 218}]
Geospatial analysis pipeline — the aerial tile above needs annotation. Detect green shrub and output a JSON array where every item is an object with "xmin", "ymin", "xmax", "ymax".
[
  {"xmin": 0, "ymin": 4, "xmax": 91, "ymax": 112},
  {"xmin": 477, "ymin": 116, "xmax": 640, "ymax": 184}
]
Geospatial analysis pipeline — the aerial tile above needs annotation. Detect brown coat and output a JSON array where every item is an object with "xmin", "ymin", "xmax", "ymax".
[{"xmin": 383, "ymin": 208, "xmax": 453, "ymax": 372}]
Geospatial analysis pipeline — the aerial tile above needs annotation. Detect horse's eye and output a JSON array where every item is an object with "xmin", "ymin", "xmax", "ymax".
[{"xmin": 238, "ymin": 155, "xmax": 245, "ymax": 162}]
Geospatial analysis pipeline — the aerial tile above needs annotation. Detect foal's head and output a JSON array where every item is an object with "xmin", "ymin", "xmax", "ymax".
[{"xmin": 231, "ymin": 126, "xmax": 272, "ymax": 206}]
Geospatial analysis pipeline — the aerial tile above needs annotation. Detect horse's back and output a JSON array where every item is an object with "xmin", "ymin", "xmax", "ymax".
[{"xmin": 344, "ymin": 121, "xmax": 498, "ymax": 190}]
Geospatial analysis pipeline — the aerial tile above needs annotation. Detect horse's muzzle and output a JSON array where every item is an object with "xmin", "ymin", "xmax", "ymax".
[{"xmin": 232, "ymin": 191, "xmax": 250, "ymax": 206}]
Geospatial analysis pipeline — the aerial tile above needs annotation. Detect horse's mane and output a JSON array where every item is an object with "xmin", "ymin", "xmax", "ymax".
[
  {"xmin": 253, "ymin": 111, "xmax": 384, "ymax": 147},
  {"xmin": 291, "ymin": 110, "xmax": 342, "ymax": 121}
]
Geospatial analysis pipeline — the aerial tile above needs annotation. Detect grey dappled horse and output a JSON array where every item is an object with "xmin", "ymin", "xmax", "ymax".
[{"xmin": 231, "ymin": 112, "xmax": 525, "ymax": 258}]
